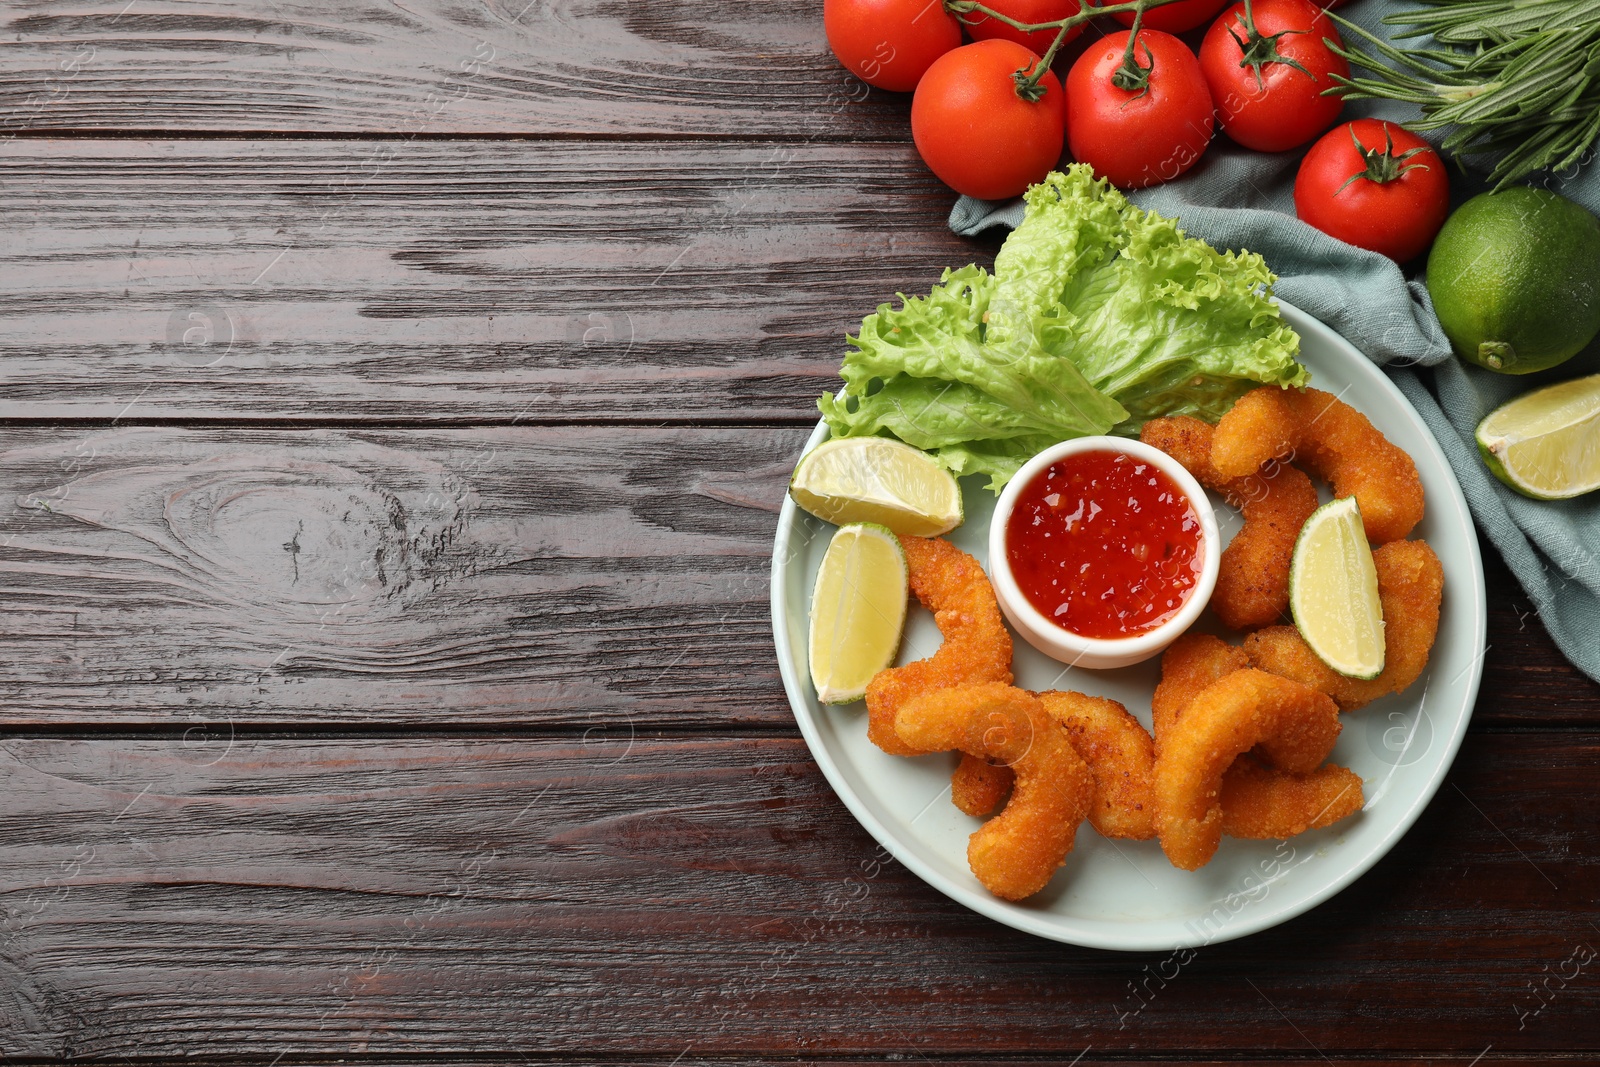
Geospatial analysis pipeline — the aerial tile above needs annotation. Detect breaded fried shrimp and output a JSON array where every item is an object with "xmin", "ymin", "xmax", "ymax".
[
  {"xmin": 1153, "ymin": 634, "xmax": 1354, "ymax": 843},
  {"xmin": 1038, "ymin": 690, "xmax": 1157, "ymax": 840},
  {"xmin": 1207, "ymin": 471, "xmax": 1317, "ymax": 632},
  {"xmin": 1142, "ymin": 415, "xmax": 1319, "ymax": 630},
  {"xmin": 951, "ymin": 754, "xmax": 1013, "ymax": 817},
  {"xmin": 1139, "ymin": 414, "xmax": 1220, "ymax": 483},
  {"xmin": 1220, "ymin": 758, "xmax": 1364, "ymax": 839},
  {"xmin": 1154, "ymin": 669, "xmax": 1342, "ymax": 870},
  {"xmin": 1208, "ymin": 387, "xmax": 1301, "ymax": 479},
  {"xmin": 1152, "ymin": 631, "xmax": 1339, "ymax": 772},
  {"xmin": 895, "ymin": 683, "xmax": 1095, "ymax": 900},
  {"xmin": 1245, "ymin": 540, "xmax": 1443, "ymax": 710},
  {"xmin": 865, "ymin": 536, "xmax": 1013, "ymax": 757},
  {"xmin": 1212, "ymin": 387, "xmax": 1425, "ymax": 544},
  {"xmin": 1151, "ymin": 632, "xmax": 1249, "ymax": 747}
]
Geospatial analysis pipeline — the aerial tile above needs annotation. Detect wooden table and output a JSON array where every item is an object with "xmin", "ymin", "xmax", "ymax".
[{"xmin": 1, "ymin": 2, "xmax": 1595, "ymax": 1062}]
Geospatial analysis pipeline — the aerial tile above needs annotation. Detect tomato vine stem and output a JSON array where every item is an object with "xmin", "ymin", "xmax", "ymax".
[
  {"xmin": 942, "ymin": 0, "xmax": 1196, "ymax": 100},
  {"xmin": 1111, "ymin": 4, "xmax": 1155, "ymax": 96}
]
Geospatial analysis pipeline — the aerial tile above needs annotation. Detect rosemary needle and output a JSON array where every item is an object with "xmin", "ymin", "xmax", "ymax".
[{"xmin": 1326, "ymin": 1, "xmax": 1600, "ymax": 189}]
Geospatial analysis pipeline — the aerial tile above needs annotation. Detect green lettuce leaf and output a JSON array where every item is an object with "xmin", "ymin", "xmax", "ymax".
[
  {"xmin": 984, "ymin": 166, "xmax": 1128, "ymax": 352},
  {"xmin": 995, "ymin": 170, "xmax": 1308, "ymax": 431},
  {"xmin": 817, "ymin": 264, "xmax": 1128, "ymax": 490},
  {"xmin": 819, "ymin": 165, "xmax": 1308, "ymax": 491}
]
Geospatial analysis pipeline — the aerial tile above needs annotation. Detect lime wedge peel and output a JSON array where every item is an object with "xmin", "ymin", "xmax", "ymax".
[
  {"xmin": 1475, "ymin": 373, "xmax": 1600, "ymax": 500},
  {"xmin": 790, "ymin": 437, "xmax": 963, "ymax": 538},
  {"xmin": 808, "ymin": 523, "xmax": 909, "ymax": 705},
  {"xmin": 1289, "ymin": 496, "xmax": 1385, "ymax": 680}
]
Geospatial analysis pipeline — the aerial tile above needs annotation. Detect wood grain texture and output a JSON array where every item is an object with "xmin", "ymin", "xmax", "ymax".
[
  {"xmin": 0, "ymin": 0, "xmax": 911, "ymax": 137},
  {"xmin": 3, "ymin": 9, "xmax": 1599, "ymax": 1060},
  {"xmin": 19, "ymin": 1062, "xmax": 1574, "ymax": 1067},
  {"xmin": 1476, "ymin": 547, "xmax": 1600, "ymax": 725},
  {"xmin": 0, "ymin": 424, "xmax": 806, "ymax": 727},
  {"xmin": 0, "ymin": 138, "xmax": 980, "ymax": 422},
  {"xmin": 0, "ymin": 732, "xmax": 1594, "ymax": 1058},
  {"xmin": 0, "ymin": 423, "xmax": 1594, "ymax": 729}
]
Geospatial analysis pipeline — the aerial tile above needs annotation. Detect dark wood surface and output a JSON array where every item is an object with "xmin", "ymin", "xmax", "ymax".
[
  {"xmin": 0, "ymin": 0, "xmax": 910, "ymax": 138},
  {"xmin": 1, "ymin": 0, "xmax": 1597, "ymax": 1063},
  {"xmin": 0, "ymin": 729, "xmax": 1593, "ymax": 1055},
  {"xmin": 0, "ymin": 139, "xmax": 975, "ymax": 423},
  {"xmin": 0, "ymin": 733, "xmax": 1596, "ymax": 1059}
]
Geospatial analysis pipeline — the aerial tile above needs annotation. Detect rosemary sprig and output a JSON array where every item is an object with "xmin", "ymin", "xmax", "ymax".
[{"xmin": 1325, "ymin": 1, "xmax": 1600, "ymax": 189}]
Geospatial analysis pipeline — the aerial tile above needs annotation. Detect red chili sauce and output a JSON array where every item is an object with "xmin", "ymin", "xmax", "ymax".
[{"xmin": 1005, "ymin": 449, "xmax": 1204, "ymax": 640}]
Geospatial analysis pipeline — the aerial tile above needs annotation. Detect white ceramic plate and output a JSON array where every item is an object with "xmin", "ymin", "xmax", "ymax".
[{"xmin": 770, "ymin": 301, "xmax": 1487, "ymax": 952}]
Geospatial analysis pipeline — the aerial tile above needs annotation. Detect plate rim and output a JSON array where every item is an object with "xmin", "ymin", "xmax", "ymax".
[{"xmin": 769, "ymin": 299, "xmax": 1488, "ymax": 951}]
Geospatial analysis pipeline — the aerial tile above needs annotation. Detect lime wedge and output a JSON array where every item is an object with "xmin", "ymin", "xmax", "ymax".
[
  {"xmin": 790, "ymin": 437, "xmax": 962, "ymax": 537},
  {"xmin": 808, "ymin": 523, "xmax": 908, "ymax": 704},
  {"xmin": 1288, "ymin": 496, "xmax": 1385, "ymax": 680},
  {"xmin": 1475, "ymin": 373, "xmax": 1600, "ymax": 500}
]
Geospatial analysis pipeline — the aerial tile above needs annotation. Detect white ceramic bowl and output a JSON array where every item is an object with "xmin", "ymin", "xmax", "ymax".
[{"xmin": 987, "ymin": 436, "xmax": 1220, "ymax": 670}]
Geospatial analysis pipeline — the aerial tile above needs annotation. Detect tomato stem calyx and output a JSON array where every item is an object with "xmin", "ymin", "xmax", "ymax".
[
  {"xmin": 1012, "ymin": 59, "xmax": 1053, "ymax": 101},
  {"xmin": 1334, "ymin": 123, "xmax": 1432, "ymax": 194},
  {"xmin": 1110, "ymin": 5, "xmax": 1156, "ymax": 96},
  {"xmin": 1229, "ymin": 0, "xmax": 1312, "ymax": 91}
]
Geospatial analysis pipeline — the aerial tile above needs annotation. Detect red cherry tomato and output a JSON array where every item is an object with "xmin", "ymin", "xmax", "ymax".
[
  {"xmin": 1112, "ymin": 0, "xmax": 1231, "ymax": 34},
  {"xmin": 824, "ymin": 0, "xmax": 963, "ymax": 92},
  {"xmin": 913, "ymin": 39, "xmax": 1066, "ymax": 199},
  {"xmin": 1294, "ymin": 119, "xmax": 1449, "ymax": 262},
  {"xmin": 1066, "ymin": 29, "xmax": 1214, "ymax": 189},
  {"xmin": 1199, "ymin": 0, "xmax": 1348, "ymax": 152},
  {"xmin": 966, "ymin": 0, "xmax": 1083, "ymax": 57}
]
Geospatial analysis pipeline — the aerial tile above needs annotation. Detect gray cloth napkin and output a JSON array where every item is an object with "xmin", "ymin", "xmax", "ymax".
[{"xmin": 948, "ymin": 0, "xmax": 1600, "ymax": 682}]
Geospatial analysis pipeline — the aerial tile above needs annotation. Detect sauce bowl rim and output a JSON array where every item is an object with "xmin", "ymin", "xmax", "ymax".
[{"xmin": 986, "ymin": 435, "xmax": 1221, "ymax": 667}]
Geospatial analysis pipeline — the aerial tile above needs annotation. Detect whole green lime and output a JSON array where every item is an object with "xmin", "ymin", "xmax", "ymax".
[{"xmin": 1426, "ymin": 186, "xmax": 1600, "ymax": 375}]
